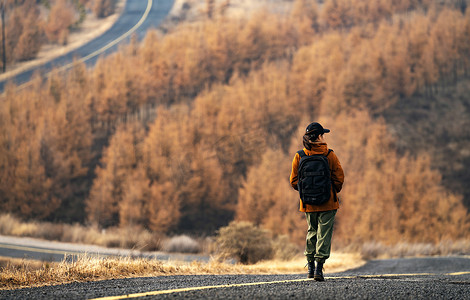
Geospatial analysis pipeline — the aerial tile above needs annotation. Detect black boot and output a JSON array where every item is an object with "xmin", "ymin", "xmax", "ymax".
[
  {"xmin": 307, "ymin": 261, "xmax": 315, "ymax": 278},
  {"xmin": 314, "ymin": 261, "xmax": 324, "ymax": 281}
]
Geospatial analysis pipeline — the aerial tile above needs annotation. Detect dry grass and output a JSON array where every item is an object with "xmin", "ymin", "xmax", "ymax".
[
  {"xmin": 0, "ymin": 252, "xmax": 363, "ymax": 290},
  {"xmin": 359, "ymin": 240, "xmax": 470, "ymax": 260}
]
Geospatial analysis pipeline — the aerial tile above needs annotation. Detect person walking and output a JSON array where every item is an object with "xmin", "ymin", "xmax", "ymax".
[{"xmin": 289, "ymin": 122, "xmax": 344, "ymax": 281}]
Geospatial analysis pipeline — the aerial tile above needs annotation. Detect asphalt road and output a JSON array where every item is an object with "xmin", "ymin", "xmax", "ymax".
[
  {"xmin": 0, "ymin": 235, "xmax": 209, "ymax": 263},
  {"xmin": 1, "ymin": 257, "xmax": 469, "ymax": 299},
  {"xmin": 0, "ymin": 0, "xmax": 174, "ymax": 92}
]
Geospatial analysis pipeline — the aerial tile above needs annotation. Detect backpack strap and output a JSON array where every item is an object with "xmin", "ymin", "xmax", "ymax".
[
  {"xmin": 326, "ymin": 149, "xmax": 338, "ymax": 202},
  {"xmin": 299, "ymin": 149, "xmax": 332, "ymax": 158},
  {"xmin": 296, "ymin": 150, "xmax": 306, "ymax": 209},
  {"xmin": 297, "ymin": 150, "xmax": 306, "ymax": 158}
]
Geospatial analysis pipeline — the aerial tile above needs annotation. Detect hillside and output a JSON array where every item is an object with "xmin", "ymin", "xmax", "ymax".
[
  {"xmin": 384, "ymin": 78, "xmax": 470, "ymax": 209},
  {"xmin": 0, "ymin": 0, "xmax": 469, "ymax": 249}
]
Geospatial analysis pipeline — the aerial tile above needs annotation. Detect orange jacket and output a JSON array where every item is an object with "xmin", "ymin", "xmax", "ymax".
[{"xmin": 290, "ymin": 142, "xmax": 344, "ymax": 212}]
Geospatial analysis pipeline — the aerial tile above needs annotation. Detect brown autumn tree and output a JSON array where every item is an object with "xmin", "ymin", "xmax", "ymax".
[
  {"xmin": 9, "ymin": 128, "xmax": 56, "ymax": 219},
  {"xmin": 430, "ymin": 8, "xmax": 462, "ymax": 86},
  {"xmin": 4, "ymin": 3, "xmax": 27, "ymax": 64},
  {"xmin": 289, "ymin": 0, "xmax": 319, "ymax": 44},
  {"xmin": 0, "ymin": 75, "xmax": 59, "ymax": 220},
  {"xmin": 140, "ymin": 110, "xmax": 184, "ymax": 232},
  {"xmin": 205, "ymin": 0, "xmax": 215, "ymax": 19},
  {"xmin": 320, "ymin": 0, "xmax": 354, "ymax": 30},
  {"xmin": 319, "ymin": 0, "xmax": 435, "ymax": 30},
  {"xmin": 42, "ymin": 63, "xmax": 93, "ymax": 222},
  {"xmin": 118, "ymin": 167, "xmax": 180, "ymax": 233},
  {"xmin": 86, "ymin": 123, "xmax": 144, "ymax": 227},
  {"xmin": 291, "ymin": 32, "xmax": 345, "ymax": 116},
  {"xmin": 45, "ymin": 0, "xmax": 77, "ymax": 45},
  {"xmin": 93, "ymin": 0, "xmax": 117, "ymax": 18},
  {"xmin": 236, "ymin": 148, "xmax": 305, "ymax": 243},
  {"xmin": 141, "ymin": 106, "xmax": 232, "ymax": 233},
  {"xmin": 12, "ymin": 0, "xmax": 43, "ymax": 61}
]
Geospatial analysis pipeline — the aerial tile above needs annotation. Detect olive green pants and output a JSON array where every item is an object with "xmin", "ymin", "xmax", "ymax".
[{"xmin": 304, "ymin": 210, "xmax": 337, "ymax": 263}]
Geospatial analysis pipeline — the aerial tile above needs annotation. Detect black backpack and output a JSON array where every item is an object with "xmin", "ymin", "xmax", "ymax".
[{"xmin": 297, "ymin": 149, "xmax": 335, "ymax": 207}]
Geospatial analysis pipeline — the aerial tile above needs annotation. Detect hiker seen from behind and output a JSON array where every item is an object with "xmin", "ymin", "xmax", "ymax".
[{"xmin": 289, "ymin": 122, "xmax": 344, "ymax": 281}]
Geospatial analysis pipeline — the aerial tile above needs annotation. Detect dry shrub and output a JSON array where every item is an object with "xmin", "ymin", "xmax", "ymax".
[
  {"xmin": 360, "ymin": 242, "xmax": 385, "ymax": 260},
  {"xmin": 437, "ymin": 239, "xmax": 470, "ymax": 256},
  {"xmin": 0, "ymin": 214, "xmax": 50, "ymax": 238},
  {"xmin": 162, "ymin": 235, "xmax": 201, "ymax": 254},
  {"xmin": 60, "ymin": 224, "xmax": 103, "ymax": 244},
  {"xmin": 34, "ymin": 223, "xmax": 65, "ymax": 241},
  {"xmin": 10, "ymin": 222, "xmax": 38, "ymax": 237},
  {"xmin": 0, "ymin": 214, "xmax": 23, "ymax": 235},
  {"xmin": 13, "ymin": 3, "xmax": 43, "ymax": 61},
  {"xmin": 215, "ymin": 221, "xmax": 274, "ymax": 264},
  {"xmin": 201, "ymin": 236, "xmax": 218, "ymax": 256}
]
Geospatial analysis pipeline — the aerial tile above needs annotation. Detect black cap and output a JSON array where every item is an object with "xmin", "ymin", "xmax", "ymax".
[{"xmin": 305, "ymin": 122, "xmax": 330, "ymax": 135}]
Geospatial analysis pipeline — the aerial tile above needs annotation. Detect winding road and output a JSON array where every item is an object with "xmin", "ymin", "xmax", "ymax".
[
  {"xmin": 0, "ymin": 0, "xmax": 175, "ymax": 92},
  {"xmin": 1, "ymin": 257, "xmax": 469, "ymax": 299}
]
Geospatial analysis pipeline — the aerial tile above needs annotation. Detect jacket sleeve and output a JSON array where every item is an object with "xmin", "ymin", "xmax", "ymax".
[
  {"xmin": 289, "ymin": 152, "xmax": 300, "ymax": 190},
  {"xmin": 329, "ymin": 151, "xmax": 344, "ymax": 193}
]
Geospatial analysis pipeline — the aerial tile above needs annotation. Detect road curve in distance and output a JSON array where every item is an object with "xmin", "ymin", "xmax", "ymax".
[{"xmin": 0, "ymin": 0, "xmax": 174, "ymax": 92}]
